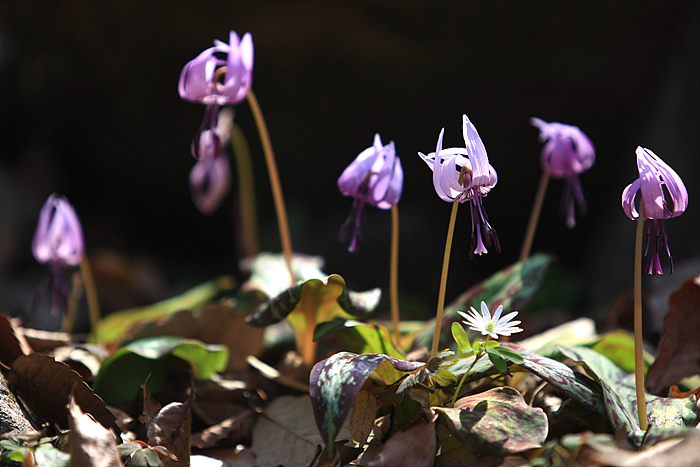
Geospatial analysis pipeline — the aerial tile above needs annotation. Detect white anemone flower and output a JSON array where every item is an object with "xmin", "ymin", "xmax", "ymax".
[{"xmin": 458, "ymin": 301, "xmax": 523, "ymax": 339}]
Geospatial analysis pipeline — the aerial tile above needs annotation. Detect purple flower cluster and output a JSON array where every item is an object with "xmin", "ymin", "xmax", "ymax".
[{"xmin": 179, "ymin": 31, "xmax": 253, "ymax": 214}]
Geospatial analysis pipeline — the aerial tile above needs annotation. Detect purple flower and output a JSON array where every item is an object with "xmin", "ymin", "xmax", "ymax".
[
  {"xmin": 178, "ymin": 31, "xmax": 253, "ymax": 106},
  {"xmin": 189, "ymin": 129, "xmax": 232, "ymax": 215},
  {"xmin": 338, "ymin": 134, "xmax": 403, "ymax": 252},
  {"xmin": 530, "ymin": 117, "xmax": 595, "ymax": 228},
  {"xmin": 419, "ymin": 115, "xmax": 500, "ymax": 258},
  {"xmin": 32, "ymin": 194, "xmax": 85, "ymax": 315},
  {"xmin": 622, "ymin": 147, "xmax": 688, "ymax": 275}
]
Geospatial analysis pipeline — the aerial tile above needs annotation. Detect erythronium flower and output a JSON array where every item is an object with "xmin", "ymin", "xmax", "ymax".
[
  {"xmin": 338, "ymin": 134, "xmax": 403, "ymax": 252},
  {"xmin": 419, "ymin": 115, "xmax": 500, "ymax": 258},
  {"xmin": 179, "ymin": 32, "xmax": 253, "ymax": 212},
  {"xmin": 622, "ymin": 147, "xmax": 688, "ymax": 274},
  {"xmin": 458, "ymin": 301, "xmax": 523, "ymax": 339},
  {"xmin": 32, "ymin": 194, "xmax": 85, "ymax": 315},
  {"xmin": 530, "ymin": 117, "xmax": 595, "ymax": 228}
]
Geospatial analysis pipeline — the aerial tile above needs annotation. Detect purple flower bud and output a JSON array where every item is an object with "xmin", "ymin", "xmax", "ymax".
[
  {"xmin": 530, "ymin": 117, "xmax": 595, "ymax": 228},
  {"xmin": 32, "ymin": 194, "xmax": 85, "ymax": 267},
  {"xmin": 32, "ymin": 194, "xmax": 85, "ymax": 316},
  {"xmin": 338, "ymin": 134, "xmax": 403, "ymax": 252},
  {"xmin": 189, "ymin": 136, "xmax": 232, "ymax": 215},
  {"xmin": 178, "ymin": 31, "xmax": 254, "ymax": 106},
  {"xmin": 622, "ymin": 147, "xmax": 688, "ymax": 274},
  {"xmin": 419, "ymin": 115, "xmax": 500, "ymax": 258}
]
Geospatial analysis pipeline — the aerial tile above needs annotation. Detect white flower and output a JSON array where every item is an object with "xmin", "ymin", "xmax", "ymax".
[{"xmin": 458, "ymin": 301, "xmax": 523, "ymax": 339}]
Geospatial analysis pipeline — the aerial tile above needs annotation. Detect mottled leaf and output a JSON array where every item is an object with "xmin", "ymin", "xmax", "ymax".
[
  {"xmin": 93, "ymin": 336, "xmax": 228, "ymax": 405},
  {"xmin": 314, "ymin": 318, "xmax": 404, "ymax": 358},
  {"xmin": 590, "ymin": 329, "xmax": 652, "ymax": 374},
  {"xmin": 309, "ymin": 352, "xmax": 424, "ymax": 449},
  {"xmin": 412, "ymin": 254, "xmax": 551, "ymax": 351},
  {"xmin": 93, "ymin": 276, "xmax": 235, "ymax": 345},
  {"xmin": 437, "ymin": 387, "xmax": 547, "ymax": 456},
  {"xmin": 646, "ymin": 276, "xmax": 700, "ymax": 395}
]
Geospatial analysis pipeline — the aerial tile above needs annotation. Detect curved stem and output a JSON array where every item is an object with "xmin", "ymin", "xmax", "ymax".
[
  {"xmin": 390, "ymin": 205, "xmax": 400, "ymax": 343},
  {"xmin": 634, "ymin": 203, "xmax": 648, "ymax": 430},
  {"xmin": 520, "ymin": 171, "xmax": 550, "ymax": 262},
  {"xmin": 451, "ymin": 351, "xmax": 484, "ymax": 407},
  {"xmin": 81, "ymin": 256, "xmax": 101, "ymax": 333},
  {"xmin": 430, "ymin": 200, "xmax": 460, "ymax": 359},
  {"xmin": 246, "ymin": 90, "xmax": 295, "ymax": 285},
  {"xmin": 230, "ymin": 123, "xmax": 261, "ymax": 257}
]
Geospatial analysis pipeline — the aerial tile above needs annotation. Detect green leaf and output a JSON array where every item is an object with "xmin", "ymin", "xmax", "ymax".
[
  {"xmin": 412, "ymin": 254, "xmax": 551, "ymax": 351},
  {"xmin": 492, "ymin": 346, "xmax": 524, "ymax": 364},
  {"xmin": 93, "ymin": 277, "xmax": 235, "ymax": 344},
  {"xmin": 313, "ymin": 318, "xmax": 404, "ymax": 358},
  {"xmin": 93, "ymin": 336, "xmax": 228, "ymax": 405},
  {"xmin": 589, "ymin": 330, "xmax": 653, "ymax": 374},
  {"xmin": 433, "ymin": 368, "xmax": 458, "ymax": 387},
  {"xmin": 485, "ymin": 348, "xmax": 507, "ymax": 372},
  {"xmin": 437, "ymin": 387, "xmax": 548, "ymax": 456},
  {"xmin": 451, "ymin": 322, "xmax": 471, "ymax": 353}
]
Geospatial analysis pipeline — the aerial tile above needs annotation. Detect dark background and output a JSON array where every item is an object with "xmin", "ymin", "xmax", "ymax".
[{"xmin": 1, "ymin": 1, "xmax": 698, "ymax": 333}]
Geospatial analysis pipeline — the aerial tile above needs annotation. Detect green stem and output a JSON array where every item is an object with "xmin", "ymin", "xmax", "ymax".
[
  {"xmin": 390, "ymin": 205, "xmax": 400, "ymax": 343},
  {"xmin": 430, "ymin": 199, "xmax": 460, "ymax": 359},
  {"xmin": 451, "ymin": 350, "xmax": 484, "ymax": 407},
  {"xmin": 634, "ymin": 203, "xmax": 648, "ymax": 430},
  {"xmin": 229, "ymin": 123, "xmax": 261, "ymax": 257},
  {"xmin": 246, "ymin": 90, "xmax": 296, "ymax": 285},
  {"xmin": 519, "ymin": 170, "xmax": 550, "ymax": 262}
]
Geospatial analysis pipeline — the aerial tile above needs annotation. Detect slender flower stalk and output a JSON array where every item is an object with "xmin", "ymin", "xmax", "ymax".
[
  {"xmin": 622, "ymin": 147, "xmax": 688, "ymax": 430},
  {"xmin": 390, "ymin": 205, "xmax": 400, "ymax": 342},
  {"xmin": 229, "ymin": 120, "xmax": 261, "ymax": 257},
  {"xmin": 521, "ymin": 118, "xmax": 595, "ymax": 260},
  {"xmin": 419, "ymin": 115, "xmax": 499, "ymax": 358}
]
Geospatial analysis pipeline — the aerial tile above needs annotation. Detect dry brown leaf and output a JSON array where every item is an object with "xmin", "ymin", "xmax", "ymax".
[
  {"xmin": 51, "ymin": 345, "xmax": 105, "ymax": 382},
  {"xmin": 68, "ymin": 391, "xmax": 121, "ymax": 467},
  {"xmin": 0, "ymin": 314, "xmax": 31, "ymax": 368},
  {"xmin": 139, "ymin": 378, "xmax": 162, "ymax": 428},
  {"xmin": 191, "ymin": 446, "xmax": 257, "ymax": 467},
  {"xmin": 365, "ymin": 420, "xmax": 437, "ymax": 467},
  {"xmin": 350, "ymin": 390, "xmax": 377, "ymax": 447},
  {"xmin": 585, "ymin": 430, "xmax": 700, "ymax": 466},
  {"xmin": 147, "ymin": 388, "xmax": 194, "ymax": 467},
  {"xmin": 17, "ymin": 326, "xmax": 72, "ymax": 353},
  {"xmin": 127, "ymin": 299, "xmax": 264, "ymax": 372},
  {"xmin": 646, "ymin": 276, "xmax": 700, "ymax": 395},
  {"xmin": 191, "ymin": 410, "xmax": 255, "ymax": 449},
  {"xmin": 8, "ymin": 354, "xmax": 119, "ymax": 433}
]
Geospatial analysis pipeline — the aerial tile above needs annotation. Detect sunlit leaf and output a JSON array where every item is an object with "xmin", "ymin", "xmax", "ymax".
[
  {"xmin": 437, "ymin": 387, "xmax": 547, "ymax": 456},
  {"xmin": 309, "ymin": 352, "xmax": 424, "ymax": 451},
  {"xmin": 314, "ymin": 318, "xmax": 404, "ymax": 358},
  {"xmin": 590, "ymin": 329, "xmax": 652, "ymax": 374},
  {"xmin": 451, "ymin": 322, "xmax": 471, "ymax": 353},
  {"xmin": 412, "ymin": 254, "xmax": 551, "ymax": 351},
  {"xmin": 93, "ymin": 336, "xmax": 228, "ymax": 405},
  {"xmin": 93, "ymin": 277, "xmax": 235, "ymax": 345}
]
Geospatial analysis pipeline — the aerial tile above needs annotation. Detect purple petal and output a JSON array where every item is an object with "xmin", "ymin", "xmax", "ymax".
[
  {"xmin": 622, "ymin": 178, "xmax": 641, "ymax": 220},
  {"xmin": 32, "ymin": 194, "xmax": 85, "ymax": 266},
  {"xmin": 462, "ymin": 115, "xmax": 490, "ymax": 187},
  {"xmin": 636, "ymin": 147, "xmax": 688, "ymax": 220},
  {"xmin": 189, "ymin": 154, "xmax": 232, "ymax": 215}
]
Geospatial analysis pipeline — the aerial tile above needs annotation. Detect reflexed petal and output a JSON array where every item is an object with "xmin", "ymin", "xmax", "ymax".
[
  {"xmin": 635, "ymin": 147, "xmax": 688, "ymax": 220},
  {"xmin": 622, "ymin": 178, "xmax": 641, "ymax": 220},
  {"xmin": 531, "ymin": 118, "xmax": 595, "ymax": 178},
  {"xmin": 462, "ymin": 115, "xmax": 490, "ymax": 186}
]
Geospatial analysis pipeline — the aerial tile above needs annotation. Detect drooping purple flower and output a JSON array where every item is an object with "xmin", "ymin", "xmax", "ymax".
[
  {"xmin": 32, "ymin": 194, "xmax": 85, "ymax": 315},
  {"xmin": 179, "ymin": 32, "xmax": 252, "ymax": 213},
  {"xmin": 178, "ymin": 31, "xmax": 254, "ymax": 106},
  {"xmin": 338, "ymin": 134, "xmax": 403, "ymax": 252},
  {"xmin": 530, "ymin": 117, "xmax": 595, "ymax": 228},
  {"xmin": 419, "ymin": 115, "xmax": 500, "ymax": 258},
  {"xmin": 622, "ymin": 147, "xmax": 688, "ymax": 275}
]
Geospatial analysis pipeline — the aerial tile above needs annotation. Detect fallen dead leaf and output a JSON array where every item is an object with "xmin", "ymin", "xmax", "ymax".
[
  {"xmin": 0, "ymin": 314, "xmax": 31, "ymax": 368},
  {"xmin": 191, "ymin": 410, "xmax": 255, "ymax": 449},
  {"xmin": 365, "ymin": 419, "xmax": 437, "ymax": 467},
  {"xmin": 9, "ymin": 354, "xmax": 119, "ymax": 434},
  {"xmin": 350, "ymin": 390, "xmax": 377, "ymax": 447},
  {"xmin": 68, "ymin": 390, "xmax": 121, "ymax": 467},
  {"xmin": 646, "ymin": 276, "xmax": 700, "ymax": 395},
  {"xmin": 585, "ymin": 430, "xmax": 700, "ymax": 467},
  {"xmin": 147, "ymin": 387, "xmax": 194, "ymax": 467}
]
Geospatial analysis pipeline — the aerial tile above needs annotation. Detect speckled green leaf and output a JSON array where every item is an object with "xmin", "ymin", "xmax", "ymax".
[
  {"xmin": 314, "ymin": 318, "xmax": 404, "ymax": 358},
  {"xmin": 412, "ymin": 254, "xmax": 551, "ymax": 351},
  {"xmin": 561, "ymin": 346, "xmax": 698, "ymax": 445},
  {"xmin": 309, "ymin": 352, "xmax": 424, "ymax": 450},
  {"xmin": 437, "ymin": 387, "xmax": 547, "ymax": 456}
]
